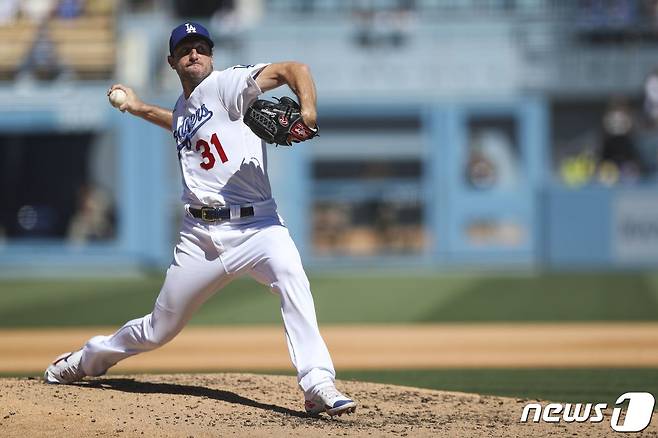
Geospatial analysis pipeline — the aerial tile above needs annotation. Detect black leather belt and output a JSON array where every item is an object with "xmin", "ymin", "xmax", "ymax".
[{"xmin": 189, "ymin": 206, "xmax": 255, "ymax": 222}]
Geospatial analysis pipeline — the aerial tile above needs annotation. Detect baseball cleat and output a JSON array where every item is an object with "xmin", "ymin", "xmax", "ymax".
[
  {"xmin": 44, "ymin": 350, "xmax": 86, "ymax": 384},
  {"xmin": 305, "ymin": 383, "xmax": 357, "ymax": 417}
]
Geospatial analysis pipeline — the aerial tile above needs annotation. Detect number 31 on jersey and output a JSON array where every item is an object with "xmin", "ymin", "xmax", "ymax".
[{"xmin": 196, "ymin": 132, "xmax": 228, "ymax": 170}]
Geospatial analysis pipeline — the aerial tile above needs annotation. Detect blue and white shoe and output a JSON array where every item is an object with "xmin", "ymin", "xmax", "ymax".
[
  {"xmin": 44, "ymin": 350, "xmax": 86, "ymax": 384},
  {"xmin": 305, "ymin": 383, "xmax": 357, "ymax": 417}
]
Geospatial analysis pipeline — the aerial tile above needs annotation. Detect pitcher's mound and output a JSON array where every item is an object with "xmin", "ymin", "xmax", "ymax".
[{"xmin": 0, "ymin": 373, "xmax": 632, "ymax": 437}]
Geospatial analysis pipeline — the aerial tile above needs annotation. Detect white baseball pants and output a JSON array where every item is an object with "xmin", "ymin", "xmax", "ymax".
[{"xmin": 79, "ymin": 199, "xmax": 336, "ymax": 393}]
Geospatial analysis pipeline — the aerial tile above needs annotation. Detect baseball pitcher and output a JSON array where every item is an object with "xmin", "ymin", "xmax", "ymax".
[{"xmin": 44, "ymin": 22, "xmax": 356, "ymax": 418}]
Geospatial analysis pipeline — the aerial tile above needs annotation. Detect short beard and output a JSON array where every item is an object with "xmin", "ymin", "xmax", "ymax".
[{"xmin": 181, "ymin": 65, "xmax": 212, "ymax": 90}]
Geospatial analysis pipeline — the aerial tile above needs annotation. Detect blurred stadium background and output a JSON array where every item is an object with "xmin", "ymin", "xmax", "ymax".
[{"xmin": 1, "ymin": 0, "xmax": 658, "ymax": 406}]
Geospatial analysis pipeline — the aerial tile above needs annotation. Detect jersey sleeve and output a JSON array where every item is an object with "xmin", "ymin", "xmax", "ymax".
[{"xmin": 216, "ymin": 63, "xmax": 270, "ymax": 119}]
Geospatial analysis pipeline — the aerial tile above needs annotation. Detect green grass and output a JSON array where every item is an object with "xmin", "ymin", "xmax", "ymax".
[
  {"xmin": 1, "ymin": 272, "xmax": 658, "ymax": 326},
  {"xmin": 337, "ymin": 368, "xmax": 658, "ymax": 407}
]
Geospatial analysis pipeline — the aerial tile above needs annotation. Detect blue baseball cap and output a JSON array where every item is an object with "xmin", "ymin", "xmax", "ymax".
[{"xmin": 169, "ymin": 22, "xmax": 214, "ymax": 55}]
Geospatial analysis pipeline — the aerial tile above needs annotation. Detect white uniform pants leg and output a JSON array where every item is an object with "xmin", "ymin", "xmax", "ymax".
[
  {"xmin": 78, "ymin": 215, "xmax": 335, "ymax": 395},
  {"xmin": 80, "ymin": 228, "xmax": 231, "ymax": 376},
  {"xmin": 221, "ymin": 224, "xmax": 336, "ymax": 394}
]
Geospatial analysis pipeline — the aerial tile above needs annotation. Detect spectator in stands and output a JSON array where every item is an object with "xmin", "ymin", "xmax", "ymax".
[
  {"xmin": 19, "ymin": 0, "xmax": 54, "ymax": 23},
  {"xmin": 209, "ymin": 0, "xmax": 239, "ymax": 49},
  {"xmin": 210, "ymin": 0, "xmax": 263, "ymax": 50},
  {"xmin": 0, "ymin": 0, "xmax": 19, "ymax": 25},
  {"xmin": 643, "ymin": 68, "xmax": 658, "ymax": 120},
  {"xmin": 14, "ymin": 0, "xmax": 68, "ymax": 82},
  {"xmin": 17, "ymin": 23, "xmax": 63, "ymax": 81},
  {"xmin": 352, "ymin": 0, "xmax": 415, "ymax": 48},
  {"xmin": 312, "ymin": 202, "xmax": 349, "ymax": 253},
  {"xmin": 55, "ymin": 0, "xmax": 84, "ymax": 19},
  {"xmin": 466, "ymin": 128, "xmax": 519, "ymax": 190},
  {"xmin": 598, "ymin": 96, "xmax": 644, "ymax": 184},
  {"xmin": 67, "ymin": 183, "xmax": 115, "ymax": 244},
  {"xmin": 632, "ymin": 69, "xmax": 658, "ymax": 179}
]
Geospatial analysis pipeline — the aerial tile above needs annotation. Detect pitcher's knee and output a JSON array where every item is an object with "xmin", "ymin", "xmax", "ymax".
[
  {"xmin": 271, "ymin": 263, "xmax": 309, "ymax": 287},
  {"xmin": 146, "ymin": 329, "xmax": 177, "ymax": 347},
  {"xmin": 143, "ymin": 314, "xmax": 181, "ymax": 348}
]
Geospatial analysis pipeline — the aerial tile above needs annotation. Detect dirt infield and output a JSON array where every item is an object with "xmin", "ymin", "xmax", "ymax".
[
  {"xmin": 3, "ymin": 324, "xmax": 658, "ymax": 437},
  {"xmin": 1, "ymin": 373, "xmax": 649, "ymax": 437},
  {"xmin": 1, "ymin": 323, "xmax": 658, "ymax": 373}
]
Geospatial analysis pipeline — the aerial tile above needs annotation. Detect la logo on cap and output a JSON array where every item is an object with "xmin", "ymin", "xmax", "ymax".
[{"xmin": 185, "ymin": 23, "xmax": 196, "ymax": 33}]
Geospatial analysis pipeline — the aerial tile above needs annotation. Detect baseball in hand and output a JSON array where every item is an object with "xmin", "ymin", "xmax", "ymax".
[{"xmin": 109, "ymin": 89, "xmax": 127, "ymax": 108}]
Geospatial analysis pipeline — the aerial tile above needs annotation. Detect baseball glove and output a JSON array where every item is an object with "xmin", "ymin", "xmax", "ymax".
[{"xmin": 244, "ymin": 97, "xmax": 318, "ymax": 146}]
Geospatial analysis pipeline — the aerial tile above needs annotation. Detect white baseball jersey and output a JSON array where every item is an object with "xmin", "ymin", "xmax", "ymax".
[
  {"xmin": 172, "ymin": 63, "xmax": 271, "ymax": 207},
  {"xmin": 62, "ymin": 60, "xmax": 339, "ymax": 402}
]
